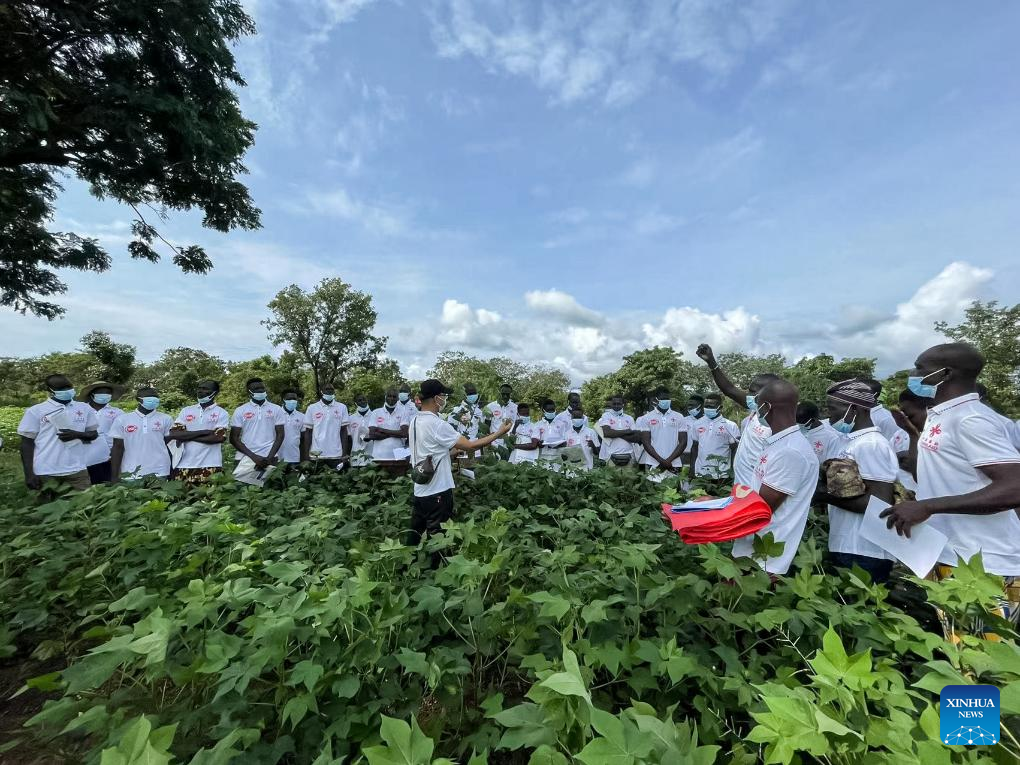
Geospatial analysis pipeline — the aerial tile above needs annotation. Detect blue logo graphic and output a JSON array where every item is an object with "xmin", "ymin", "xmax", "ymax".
[{"xmin": 940, "ymin": 685, "xmax": 999, "ymax": 745}]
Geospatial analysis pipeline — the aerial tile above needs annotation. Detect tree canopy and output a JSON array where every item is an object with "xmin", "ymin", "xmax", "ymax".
[
  {"xmin": 263, "ymin": 279, "xmax": 387, "ymax": 397},
  {"xmin": 0, "ymin": 0, "xmax": 260, "ymax": 318}
]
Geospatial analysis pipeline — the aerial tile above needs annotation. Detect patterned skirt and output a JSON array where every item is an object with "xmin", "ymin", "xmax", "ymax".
[
  {"xmin": 928, "ymin": 564, "xmax": 1020, "ymax": 643},
  {"xmin": 170, "ymin": 466, "xmax": 222, "ymax": 486}
]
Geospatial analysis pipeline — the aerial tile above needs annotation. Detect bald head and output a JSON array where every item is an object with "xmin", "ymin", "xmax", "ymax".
[
  {"xmin": 759, "ymin": 378, "xmax": 799, "ymax": 406},
  {"xmin": 917, "ymin": 343, "xmax": 984, "ymax": 380}
]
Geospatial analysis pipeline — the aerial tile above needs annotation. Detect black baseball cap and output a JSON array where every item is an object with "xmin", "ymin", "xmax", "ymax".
[{"xmin": 419, "ymin": 379, "xmax": 453, "ymax": 399}]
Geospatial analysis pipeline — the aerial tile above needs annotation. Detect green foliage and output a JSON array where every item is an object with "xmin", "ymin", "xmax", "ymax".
[
  {"xmin": 427, "ymin": 352, "xmax": 570, "ymax": 407},
  {"xmin": 937, "ymin": 300, "xmax": 1020, "ymax": 417},
  {"xmin": 785, "ymin": 354, "xmax": 876, "ymax": 408},
  {"xmin": 264, "ymin": 278, "xmax": 387, "ymax": 396},
  {"xmin": 0, "ymin": 0, "xmax": 260, "ymax": 318},
  {"xmin": 80, "ymin": 331, "xmax": 137, "ymax": 384},
  {"xmin": 1, "ymin": 460, "xmax": 1018, "ymax": 763}
]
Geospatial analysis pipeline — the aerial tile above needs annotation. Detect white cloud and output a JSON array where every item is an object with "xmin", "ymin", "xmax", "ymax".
[
  {"xmin": 525, "ymin": 289, "xmax": 604, "ymax": 327},
  {"xmin": 633, "ymin": 208, "xmax": 686, "ymax": 236},
  {"xmin": 292, "ymin": 187, "xmax": 408, "ymax": 236},
  {"xmin": 429, "ymin": 0, "xmax": 796, "ymax": 106}
]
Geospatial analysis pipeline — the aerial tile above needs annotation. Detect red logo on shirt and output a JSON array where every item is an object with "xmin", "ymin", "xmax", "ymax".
[
  {"xmin": 185, "ymin": 414, "xmax": 195, "ymax": 423},
  {"xmin": 125, "ymin": 425, "xmax": 138, "ymax": 433},
  {"xmin": 314, "ymin": 412, "xmax": 323, "ymax": 420},
  {"xmin": 208, "ymin": 412, "xmax": 219, "ymax": 421},
  {"xmin": 814, "ymin": 441, "xmax": 823, "ymax": 451},
  {"xmin": 243, "ymin": 412, "xmax": 254, "ymax": 420},
  {"xmin": 928, "ymin": 424, "xmax": 942, "ymax": 437},
  {"xmin": 759, "ymin": 454, "xmax": 768, "ymax": 465},
  {"xmin": 153, "ymin": 422, "xmax": 163, "ymax": 431},
  {"xmin": 649, "ymin": 419, "xmax": 659, "ymax": 426},
  {"xmin": 609, "ymin": 419, "xmax": 616, "ymax": 427},
  {"xmin": 697, "ymin": 426, "xmax": 706, "ymax": 435},
  {"xmin": 376, "ymin": 417, "xmax": 384, "ymax": 424}
]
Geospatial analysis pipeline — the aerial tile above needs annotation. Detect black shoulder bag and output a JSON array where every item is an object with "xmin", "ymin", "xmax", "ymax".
[{"xmin": 410, "ymin": 417, "xmax": 438, "ymax": 485}]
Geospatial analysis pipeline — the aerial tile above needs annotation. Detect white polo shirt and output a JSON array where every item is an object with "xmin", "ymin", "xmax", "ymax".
[
  {"xmin": 637, "ymin": 408, "xmax": 688, "ymax": 468},
  {"xmin": 565, "ymin": 425, "xmax": 601, "ymax": 469},
  {"xmin": 554, "ymin": 408, "xmax": 587, "ymax": 428},
  {"xmin": 17, "ymin": 400, "xmax": 99, "ymax": 476},
  {"xmin": 231, "ymin": 401, "xmax": 286, "ymax": 458},
  {"xmin": 804, "ymin": 422, "xmax": 846, "ymax": 465},
  {"xmin": 409, "ymin": 412, "xmax": 462, "ymax": 497},
  {"xmin": 682, "ymin": 415, "xmax": 704, "ymax": 453},
  {"xmin": 889, "ymin": 427, "xmax": 911, "ymax": 455},
  {"xmin": 510, "ymin": 421, "xmax": 541, "ymax": 464},
  {"xmin": 982, "ymin": 404, "xmax": 1020, "ymax": 452},
  {"xmin": 487, "ymin": 400, "xmax": 518, "ymax": 432},
  {"xmin": 302, "ymin": 400, "xmax": 349, "ymax": 459},
  {"xmin": 597, "ymin": 411, "xmax": 637, "ymax": 459},
  {"xmin": 734, "ymin": 412, "xmax": 771, "ymax": 487},
  {"xmin": 396, "ymin": 400, "xmax": 419, "ymax": 422},
  {"xmin": 280, "ymin": 408, "xmax": 305, "ymax": 464},
  {"xmin": 348, "ymin": 410, "xmax": 372, "ymax": 466},
  {"xmin": 692, "ymin": 416, "xmax": 740, "ymax": 477},
  {"xmin": 732, "ymin": 425, "xmax": 817, "ymax": 575},
  {"xmin": 174, "ymin": 404, "xmax": 229, "ymax": 469},
  {"xmin": 870, "ymin": 405, "xmax": 900, "ymax": 444},
  {"xmin": 83, "ymin": 404, "xmax": 124, "ymax": 467},
  {"xmin": 827, "ymin": 427, "xmax": 898, "ymax": 559},
  {"xmin": 917, "ymin": 393, "xmax": 1020, "ymax": 575},
  {"xmin": 110, "ymin": 410, "xmax": 173, "ymax": 478},
  {"xmin": 369, "ymin": 405, "xmax": 409, "ymax": 460}
]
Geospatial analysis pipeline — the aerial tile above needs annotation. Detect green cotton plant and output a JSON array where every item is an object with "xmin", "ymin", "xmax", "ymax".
[{"xmin": 0, "ymin": 457, "xmax": 1019, "ymax": 764}]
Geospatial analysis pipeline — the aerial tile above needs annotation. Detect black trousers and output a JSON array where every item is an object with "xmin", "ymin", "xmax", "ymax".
[
  {"xmin": 86, "ymin": 461, "xmax": 112, "ymax": 485},
  {"xmin": 828, "ymin": 552, "xmax": 894, "ymax": 584},
  {"xmin": 409, "ymin": 489, "xmax": 455, "ymax": 551}
]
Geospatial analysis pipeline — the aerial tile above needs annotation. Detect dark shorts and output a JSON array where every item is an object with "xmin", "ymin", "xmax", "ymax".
[{"xmin": 86, "ymin": 461, "xmax": 112, "ymax": 485}]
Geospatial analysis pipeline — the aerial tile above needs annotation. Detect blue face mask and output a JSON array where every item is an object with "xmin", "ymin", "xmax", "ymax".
[
  {"xmin": 284, "ymin": 399, "xmax": 298, "ymax": 412},
  {"xmin": 746, "ymin": 394, "xmax": 758, "ymax": 411},
  {"xmin": 321, "ymin": 393, "xmax": 335, "ymax": 403},
  {"xmin": 657, "ymin": 399, "xmax": 671, "ymax": 411},
  {"xmin": 704, "ymin": 407, "xmax": 720, "ymax": 419},
  {"xmin": 798, "ymin": 424, "xmax": 811, "ymax": 436},
  {"xmin": 572, "ymin": 418, "xmax": 584, "ymax": 428},
  {"xmin": 833, "ymin": 405, "xmax": 856, "ymax": 435},
  {"xmin": 197, "ymin": 394, "xmax": 214, "ymax": 405},
  {"xmin": 544, "ymin": 411, "xmax": 556, "ymax": 421},
  {"xmin": 398, "ymin": 392, "xmax": 410, "ymax": 403},
  {"xmin": 357, "ymin": 405, "xmax": 369, "ymax": 414},
  {"xmin": 466, "ymin": 394, "xmax": 479, "ymax": 404},
  {"xmin": 140, "ymin": 396, "xmax": 160, "ymax": 410},
  {"xmin": 51, "ymin": 388, "xmax": 75, "ymax": 402},
  {"xmin": 92, "ymin": 393, "xmax": 113, "ymax": 405},
  {"xmin": 251, "ymin": 391, "xmax": 268, "ymax": 402},
  {"xmin": 688, "ymin": 406, "xmax": 701, "ymax": 417},
  {"xmin": 906, "ymin": 368, "xmax": 947, "ymax": 399}
]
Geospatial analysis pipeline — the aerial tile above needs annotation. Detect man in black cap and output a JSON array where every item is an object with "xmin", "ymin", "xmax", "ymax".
[{"xmin": 408, "ymin": 379, "xmax": 512, "ymax": 558}]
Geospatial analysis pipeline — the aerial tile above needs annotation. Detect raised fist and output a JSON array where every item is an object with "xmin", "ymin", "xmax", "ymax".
[{"xmin": 696, "ymin": 344, "xmax": 715, "ymax": 364}]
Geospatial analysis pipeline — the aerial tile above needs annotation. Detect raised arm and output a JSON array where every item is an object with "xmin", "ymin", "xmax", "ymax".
[{"xmin": 696, "ymin": 344, "xmax": 749, "ymax": 408}]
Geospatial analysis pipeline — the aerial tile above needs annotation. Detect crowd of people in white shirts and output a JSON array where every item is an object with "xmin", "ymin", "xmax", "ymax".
[{"xmin": 14, "ymin": 340, "xmax": 1020, "ymax": 626}]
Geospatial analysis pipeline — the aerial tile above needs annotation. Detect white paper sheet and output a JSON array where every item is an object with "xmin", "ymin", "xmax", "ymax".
[
  {"xmin": 460, "ymin": 468, "xmax": 475, "ymax": 480},
  {"xmin": 391, "ymin": 446, "xmax": 411, "ymax": 461},
  {"xmin": 672, "ymin": 496, "xmax": 733, "ymax": 510},
  {"xmin": 859, "ymin": 496, "xmax": 948, "ymax": 578},
  {"xmin": 233, "ymin": 456, "xmax": 275, "ymax": 487}
]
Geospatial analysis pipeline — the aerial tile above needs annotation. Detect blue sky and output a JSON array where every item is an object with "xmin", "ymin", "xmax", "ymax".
[{"xmin": 4, "ymin": 0, "xmax": 1020, "ymax": 382}]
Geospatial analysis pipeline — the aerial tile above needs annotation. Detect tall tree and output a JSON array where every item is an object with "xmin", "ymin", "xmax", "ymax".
[
  {"xmin": 936, "ymin": 300, "xmax": 1020, "ymax": 416},
  {"xmin": 79, "ymin": 330, "xmax": 135, "ymax": 383},
  {"xmin": 263, "ymin": 279, "xmax": 386, "ymax": 397},
  {"xmin": 0, "ymin": 0, "xmax": 261, "ymax": 318}
]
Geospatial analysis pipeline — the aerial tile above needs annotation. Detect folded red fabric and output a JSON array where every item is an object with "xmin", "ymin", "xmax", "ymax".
[{"xmin": 660, "ymin": 484, "xmax": 773, "ymax": 544}]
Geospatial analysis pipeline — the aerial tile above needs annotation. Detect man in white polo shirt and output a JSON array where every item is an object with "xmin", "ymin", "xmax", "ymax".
[
  {"xmin": 279, "ymin": 389, "xmax": 306, "ymax": 466},
  {"xmin": 110, "ymin": 386, "xmax": 173, "ymax": 481},
  {"xmin": 795, "ymin": 402, "xmax": 845, "ymax": 465},
  {"xmin": 301, "ymin": 383, "xmax": 350, "ymax": 467},
  {"xmin": 977, "ymin": 383, "xmax": 1020, "ymax": 452},
  {"xmin": 638, "ymin": 387, "xmax": 688, "ymax": 472},
  {"xmin": 509, "ymin": 403, "xmax": 541, "ymax": 464},
  {"xmin": 597, "ymin": 394, "xmax": 639, "ymax": 467},
  {"xmin": 564, "ymin": 405, "xmax": 601, "ymax": 470},
  {"xmin": 883, "ymin": 344, "xmax": 1020, "ymax": 585},
  {"xmin": 731, "ymin": 379, "xmax": 817, "ymax": 576},
  {"xmin": 690, "ymin": 393, "xmax": 740, "ymax": 478},
  {"xmin": 368, "ymin": 388, "xmax": 410, "ymax": 462},
  {"xmin": 812, "ymin": 380, "xmax": 899, "ymax": 583},
  {"xmin": 18, "ymin": 373, "xmax": 99, "ymax": 491},
  {"xmin": 409, "ymin": 379, "xmax": 512, "ymax": 563},
  {"xmin": 485, "ymin": 383, "xmax": 518, "ymax": 435},
  {"xmin": 348, "ymin": 393, "xmax": 372, "ymax": 466},
  {"xmin": 696, "ymin": 343, "xmax": 781, "ymax": 488},
  {"xmin": 396, "ymin": 383, "xmax": 419, "ymax": 422},
  {"xmin": 682, "ymin": 394, "xmax": 705, "ymax": 468},
  {"xmin": 230, "ymin": 378, "xmax": 286, "ymax": 469},
  {"xmin": 79, "ymin": 380, "xmax": 125, "ymax": 485},
  {"xmin": 169, "ymin": 380, "xmax": 229, "ymax": 484}
]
